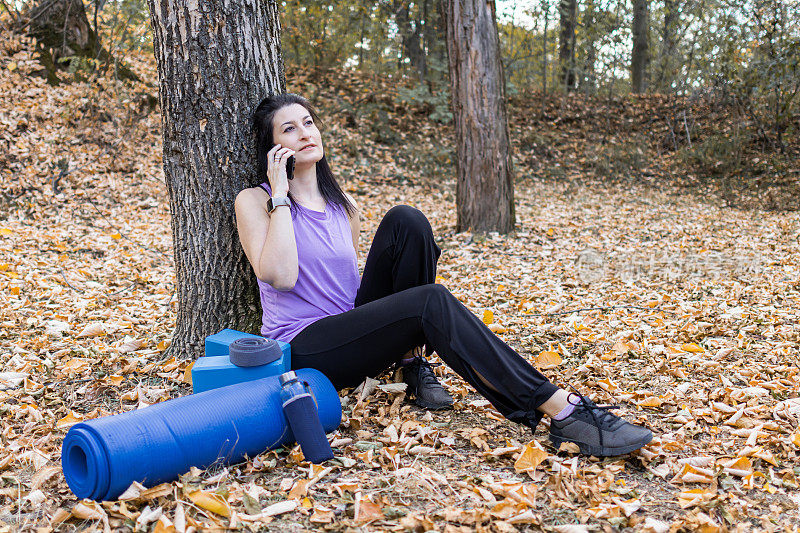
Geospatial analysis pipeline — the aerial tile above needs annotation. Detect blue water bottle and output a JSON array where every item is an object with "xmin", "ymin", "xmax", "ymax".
[{"xmin": 279, "ymin": 371, "xmax": 334, "ymax": 463}]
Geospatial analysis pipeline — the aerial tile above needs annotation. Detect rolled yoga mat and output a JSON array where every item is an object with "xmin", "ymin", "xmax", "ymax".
[{"xmin": 61, "ymin": 368, "xmax": 340, "ymax": 501}]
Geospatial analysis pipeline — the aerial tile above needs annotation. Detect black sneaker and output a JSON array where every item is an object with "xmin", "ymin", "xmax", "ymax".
[
  {"xmin": 402, "ymin": 356, "xmax": 454, "ymax": 410},
  {"xmin": 549, "ymin": 394, "xmax": 652, "ymax": 457}
]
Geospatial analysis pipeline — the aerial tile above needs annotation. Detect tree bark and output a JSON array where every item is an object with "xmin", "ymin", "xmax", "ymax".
[
  {"xmin": 631, "ymin": 0, "xmax": 650, "ymax": 93},
  {"xmin": 147, "ymin": 0, "xmax": 284, "ymax": 358},
  {"xmin": 542, "ymin": 0, "xmax": 549, "ymax": 96},
  {"xmin": 394, "ymin": 0, "xmax": 427, "ymax": 80},
  {"xmin": 558, "ymin": 0, "xmax": 577, "ymax": 91},
  {"xmin": 442, "ymin": 0, "xmax": 516, "ymax": 233},
  {"xmin": 582, "ymin": 0, "xmax": 597, "ymax": 93},
  {"xmin": 657, "ymin": 0, "xmax": 677, "ymax": 91},
  {"xmin": 27, "ymin": 0, "xmax": 138, "ymax": 83}
]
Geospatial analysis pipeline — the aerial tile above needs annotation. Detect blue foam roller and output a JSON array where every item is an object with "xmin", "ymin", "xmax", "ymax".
[{"xmin": 61, "ymin": 369, "xmax": 340, "ymax": 501}]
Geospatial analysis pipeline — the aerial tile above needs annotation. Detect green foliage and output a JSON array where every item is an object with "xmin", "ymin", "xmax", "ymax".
[
  {"xmin": 395, "ymin": 84, "xmax": 450, "ymax": 123},
  {"xmin": 678, "ymin": 132, "xmax": 746, "ymax": 177},
  {"xmin": 280, "ymin": 0, "xmax": 447, "ymax": 85},
  {"xmin": 586, "ymin": 137, "xmax": 648, "ymax": 179}
]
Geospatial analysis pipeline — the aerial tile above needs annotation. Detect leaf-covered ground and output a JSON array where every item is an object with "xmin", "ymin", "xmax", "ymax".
[{"xmin": 2, "ymin": 32, "xmax": 800, "ymax": 532}]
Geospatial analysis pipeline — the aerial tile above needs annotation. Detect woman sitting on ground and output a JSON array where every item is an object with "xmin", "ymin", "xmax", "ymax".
[{"xmin": 234, "ymin": 92, "xmax": 653, "ymax": 457}]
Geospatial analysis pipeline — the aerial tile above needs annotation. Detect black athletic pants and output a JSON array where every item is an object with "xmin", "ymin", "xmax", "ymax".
[{"xmin": 290, "ymin": 205, "xmax": 559, "ymax": 429}]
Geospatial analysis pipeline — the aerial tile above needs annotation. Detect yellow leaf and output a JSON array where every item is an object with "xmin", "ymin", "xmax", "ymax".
[
  {"xmin": 546, "ymin": 228, "xmax": 554, "ymax": 236},
  {"xmin": 637, "ymin": 397, "xmax": 663, "ymax": 408},
  {"xmin": 672, "ymin": 464, "xmax": 715, "ymax": 484},
  {"xmin": 56, "ymin": 411, "xmax": 84, "ymax": 429},
  {"xmin": 158, "ymin": 339, "xmax": 171, "ymax": 351},
  {"xmin": 106, "ymin": 375, "xmax": 125, "ymax": 386},
  {"xmin": 152, "ymin": 515, "xmax": 175, "ymax": 533},
  {"xmin": 681, "ymin": 343, "xmax": 704, "ymax": 353},
  {"xmin": 332, "ymin": 482, "xmax": 359, "ymax": 497},
  {"xmin": 182, "ymin": 361, "xmax": 194, "ymax": 385},
  {"xmin": 0, "ymin": 264, "xmax": 8, "ymax": 271},
  {"xmin": 534, "ymin": 351, "xmax": 562, "ymax": 369},
  {"xmin": 111, "ymin": 233, "xmax": 122, "ymax": 240},
  {"xmin": 678, "ymin": 488, "xmax": 715, "ymax": 508},
  {"xmin": 722, "ymin": 456, "xmax": 752, "ymax": 476},
  {"xmin": 187, "ymin": 490, "xmax": 230, "ymax": 517},
  {"xmin": 0, "ymin": 228, "xmax": 12, "ymax": 236},
  {"xmin": 490, "ymin": 498, "xmax": 528, "ymax": 519},
  {"xmin": 514, "ymin": 441, "xmax": 548, "ymax": 474},
  {"xmin": 7, "ymin": 62, "xmax": 17, "ymax": 71},
  {"xmin": 597, "ymin": 378, "xmax": 619, "ymax": 392},
  {"xmin": 288, "ymin": 478, "xmax": 312, "ymax": 499},
  {"xmin": 10, "ymin": 287, "xmax": 20, "ymax": 295},
  {"xmin": 301, "ymin": 497, "xmax": 313, "ymax": 509},
  {"xmin": 482, "ymin": 309, "xmax": 494, "ymax": 325},
  {"xmin": 62, "ymin": 358, "xmax": 90, "ymax": 374},
  {"xmin": 790, "ymin": 429, "xmax": 800, "ymax": 447}
]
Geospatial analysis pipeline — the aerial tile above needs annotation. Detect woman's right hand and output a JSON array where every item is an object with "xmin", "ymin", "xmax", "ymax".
[{"xmin": 267, "ymin": 144, "xmax": 295, "ymax": 197}]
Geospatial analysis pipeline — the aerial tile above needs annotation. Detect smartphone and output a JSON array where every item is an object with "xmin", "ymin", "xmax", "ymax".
[{"xmin": 272, "ymin": 146, "xmax": 295, "ymax": 180}]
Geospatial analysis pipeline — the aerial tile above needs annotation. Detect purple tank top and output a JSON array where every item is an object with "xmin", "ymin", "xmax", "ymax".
[{"xmin": 257, "ymin": 184, "xmax": 359, "ymax": 342}]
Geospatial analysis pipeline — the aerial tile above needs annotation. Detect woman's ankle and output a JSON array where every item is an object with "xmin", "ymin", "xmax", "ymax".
[{"xmin": 537, "ymin": 388, "xmax": 571, "ymax": 418}]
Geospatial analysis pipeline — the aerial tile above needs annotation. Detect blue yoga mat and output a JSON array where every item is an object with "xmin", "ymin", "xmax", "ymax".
[{"xmin": 61, "ymin": 368, "xmax": 340, "ymax": 501}]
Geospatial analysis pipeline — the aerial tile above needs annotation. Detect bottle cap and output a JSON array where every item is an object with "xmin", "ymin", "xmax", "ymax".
[{"xmin": 279, "ymin": 371, "xmax": 298, "ymax": 386}]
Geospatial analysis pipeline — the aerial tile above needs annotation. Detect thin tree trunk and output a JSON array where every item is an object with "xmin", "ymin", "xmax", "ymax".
[
  {"xmin": 27, "ymin": 0, "xmax": 138, "ymax": 83},
  {"xmin": 147, "ymin": 0, "xmax": 284, "ymax": 358},
  {"xmin": 657, "ymin": 0, "xmax": 677, "ymax": 91},
  {"xmin": 542, "ymin": 0, "xmax": 549, "ymax": 96},
  {"xmin": 583, "ymin": 0, "xmax": 597, "ymax": 93},
  {"xmin": 631, "ymin": 0, "xmax": 650, "ymax": 93},
  {"xmin": 558, "ymin": 0, "xmax": 577, "ymax": 91},
  {"xmin": 442, "ymin": 0, "xmax": 516, "ymax": 233}
]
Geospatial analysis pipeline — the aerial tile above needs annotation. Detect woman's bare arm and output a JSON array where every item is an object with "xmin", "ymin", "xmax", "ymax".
[
  {"xmin": 344, "ymin": 193, "xmax": 360, "ymax": 255},
  {"xmin": 235, "ymin": 187, "xmax": 298, "ymax": 291}
]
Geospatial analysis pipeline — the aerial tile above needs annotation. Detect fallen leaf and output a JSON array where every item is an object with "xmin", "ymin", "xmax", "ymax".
[
  {"xmin": 514, "ymin": 441, "xmax": 548, "ymax": 474},
  {"xmin": 534, "ymin": 350, "xmax": 562, "ymax": 368},
  {"xmin": 76, "ymin": 322, "xmax": 106, "ymax": 338},
  {"xmin": 187, "ymin": 490, "xmax": 231, "ymax": 517},
  {"xmin": 354, "ymin": 494, "xmax": 384, "ymax": 524}
]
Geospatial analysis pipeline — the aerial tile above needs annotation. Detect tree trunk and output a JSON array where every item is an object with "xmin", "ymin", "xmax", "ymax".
[
  {"xmin": 631, "ymin": 0, "xmax": 650, "ymax": 93},
  {"xmin": 27, "ymin": 0, "xmax": 139, "ymax": 83},
  {"xmin": 583, "ymin": 0, "xmax": 597, "ymax": 93},
  {"xmin": 394, "ymin": 0, "xmax": 427, "ymax": 81},
  {"xmin": 542, "ymin": 0, "xmax": 549, "ymax": 96},
  {"xmin": 558, "ymin": 0, "xmax": 577, "ymax": 91},
  {"xmin": 147, "ymin": 0, "xmax": 284, "ymax": 359},
  {"xmin": 657, "ymin": 0, "xmax": 677, "ymax": 91},
  {"xmin": 442, "ymin": 0, "xmax": 516, "ymax": 233}
]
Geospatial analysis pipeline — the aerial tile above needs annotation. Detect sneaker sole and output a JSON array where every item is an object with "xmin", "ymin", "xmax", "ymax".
[
  {"xmin": 550, "ymin": 431, "xmax": 653, "ymax": 457},
  {"xmin": 413, "ymin": 397, "xmax": 454, "ymax": 411}
]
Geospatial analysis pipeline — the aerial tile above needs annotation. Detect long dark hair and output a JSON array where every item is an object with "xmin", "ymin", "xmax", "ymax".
[{"xmin": 253, "ymin": 93, "xmax": 354, "ymax": 216}]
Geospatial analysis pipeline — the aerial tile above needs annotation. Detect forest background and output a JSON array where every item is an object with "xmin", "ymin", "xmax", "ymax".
[{"xmin": 1, "ymin": 0, "xmax": 799, "ymax": 531}]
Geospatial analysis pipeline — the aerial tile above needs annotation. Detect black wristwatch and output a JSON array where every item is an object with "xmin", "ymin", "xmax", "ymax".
[{"xmin": 267, "ymin": 196, "xmax": 291, "ymax": 213}]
